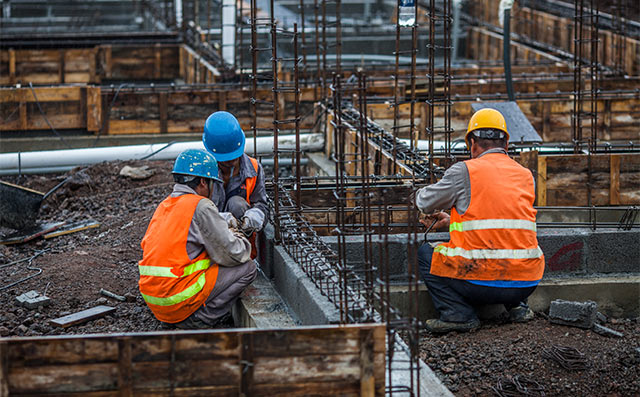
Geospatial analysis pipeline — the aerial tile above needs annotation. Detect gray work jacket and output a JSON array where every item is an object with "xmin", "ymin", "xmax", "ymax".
[
  {"xmin": 171, "ymin": 184, "xmax": 251, "ymax": 266},
  {"xmin": 210, "ymin": 154, "xmax": 269, "ymax": 228},
  {"xmin": 415, "ymin": 148, "xmax": 533, "ymax": 215}
]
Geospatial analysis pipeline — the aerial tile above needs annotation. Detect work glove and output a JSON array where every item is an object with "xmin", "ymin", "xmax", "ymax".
[
  {"xmin": 240, "ymin": 208, "xmax": 265, "ymax": 236},
  {"xmin": 219, "ymin": 212, "xmax": 239, "ymax": 230}
]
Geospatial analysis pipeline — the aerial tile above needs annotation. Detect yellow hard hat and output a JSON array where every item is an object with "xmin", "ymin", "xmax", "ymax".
[{"xmin": 465, "ymin": 108, "xmax": 509, "ymax": 149}]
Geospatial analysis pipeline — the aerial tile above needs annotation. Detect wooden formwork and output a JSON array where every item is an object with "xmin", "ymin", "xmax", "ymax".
[
  {"xmin": 518, "ymin": 152, "xmax": 640, "ymax": 206},
  {"xmin": 0, "ymin": 44, "xmax": 183, "ymax": 85},
  {"xmin": 365, "ymin": 96, "xmax": 640, "ymax": 143},
  {"xmin": 0, "ymin": 324, "xmax": 385, "ymax": 396},
  {"xmin": 471, "ymin": 0, "xmax": 640, "ymax": 76}
]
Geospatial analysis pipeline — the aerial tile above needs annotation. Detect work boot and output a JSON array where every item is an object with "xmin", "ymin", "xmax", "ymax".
[
  {"xmin": 508, "ymin": 305, "xmax": 535, "ymax": 323},
  {"xmin": 425, "ymin": 318, "xmax": 480, "ymax": 334}
]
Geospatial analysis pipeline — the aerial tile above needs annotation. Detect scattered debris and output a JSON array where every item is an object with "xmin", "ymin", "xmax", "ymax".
[
  {"xmin": 15, "ymin": 290, "xmax": 51, "ymax": 309},
  {"xmin": 100, "ymin": 288, "xmax": 126, "ymax": 302},
  {"xmin": 49, "ymin": 305, "xmax": 116, "ymax": 328},
  {"xmin": 595, "ymin": 311, "xmax": 607, "ymax": 324},
  {"xmin": 491, "ymin": 376, "xmax": 546, "ymax": 397},
  {"xmin": 592, "ymin": 323, "xmax": 624, "ymax": 338},
  {"xmin": 541, "ymin": 345, "xmax": 589, "ymax": 370},
  {"xmin": 43, "ymin": 220, "xmax": 100, "ymax": 239},
  {"xmin": 119, "ymin": 165, "xmax": 155, "ymax": 180},
  {"xmin": 0, "ymin": 222, "xmax": 65, "ymax": 245},
  {"xmin": 548, "ymin": 299, "xmax": 598, "ymax": 329}
]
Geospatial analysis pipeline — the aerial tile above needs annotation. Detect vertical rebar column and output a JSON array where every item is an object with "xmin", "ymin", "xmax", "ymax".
[
  {"xmin": 299, "ymin": 0, "xmax": 308, "ymax": 82},
  {"xmin": 270, "ymin": 0, "xmax": 281, "ymax": 240},
  {"xmin": 314, "ymin": 0, "xmax": 321, "ymax": 100},
  {"xmin": 235, "ymin": 0, "xmax": 242, "ymax": 71},
  {"xmin": 610, "ymin": 0, "xmax": 627, "ymax": 75},
  {"xmin": 294, "ymin": 24, "xmax": 302, "ymax": 209},
  {"xmin": 392, "ymin": 0, "xmax": 419, "ymax": 176},
  {"xmin": 572, "ymin": 0, "xmax": 599, "ymax": 209},
  {"xmin": 250, "ymin": 0, "xmax": 258, "ymax": 156},
  {"xmin": 426, "ymin": 0, "xmax": 453, "ymax": 180}
]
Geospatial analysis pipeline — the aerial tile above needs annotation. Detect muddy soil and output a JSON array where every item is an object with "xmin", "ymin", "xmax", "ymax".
[
  {"xmin": 1, "ymin": 160, "xmax": 638, "ymax": 396},
  {"xmin": 420, "ymin": 316, "xmax": 640, "ymax": 396}
]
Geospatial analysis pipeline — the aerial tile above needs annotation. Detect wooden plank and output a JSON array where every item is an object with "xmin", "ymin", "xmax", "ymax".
[
  {"xmin": 359, "ymin": 328, "xmax": 375, "ymax": 397},
  {"xmin": 118, "ymin": 338, "xmax": 133, "ymax": 397},
  {"xmin": 49, "ymin": 305, "xmax": 116, "ymax": 328},
  {"xmin": 105, "ymin": 45, "xmax": 112, "ymax": 79},
  {"xmin": 87, "ymin": 86, "xmax": 102, "ymax": 132},
  {"xmin": 536, "ymin": 154, "xmax": 547, "ymax": 206},
  {"xmin": 89, "ymin": 48, "xmax": 98, "ymax": 83},
  {"xmin": 159, "ymin": 92, "xmax": 168, "ymax": 133},
  {"xmin": 19, "ymin": 99, "xmax": 27, "ymax": 130},
  {"xmin": 240, "ymin": 333, "xmax": 254, "ymax": 397},
  {"xmin": 59, "ymin": 49, "xmax": 65, "ymax": 83},
  {"xmin": 610, "ymin": 154, "xmax": 621, "ymax": 205},
  {"xmin": 9, "ymin": 49, "xmax": 16, "ymax": 85},
  {"xmin": 154, "ymin": 44, "xmax": 162, "ymax": 79},
  {"xmin": 0, "ymin": 343, "xmax": 8, "ymax": 397}
]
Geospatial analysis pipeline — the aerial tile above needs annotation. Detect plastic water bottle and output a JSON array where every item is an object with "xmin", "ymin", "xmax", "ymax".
[{"xmin": 398, "ymin": 0, "xmax": 415, "ymax": 27}]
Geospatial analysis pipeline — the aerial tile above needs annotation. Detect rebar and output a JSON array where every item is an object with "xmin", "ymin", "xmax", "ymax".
[{"xmin": 542, "ymin": 345, "xmax": 589, "ymax": 370}]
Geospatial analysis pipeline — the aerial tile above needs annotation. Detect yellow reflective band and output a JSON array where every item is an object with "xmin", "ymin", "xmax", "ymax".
[
  {"xmin": 139, "ymin": 266, "xmax": 178, "ymax": 278},
  {"xmin": 449, "ymin": 219, "xmax": 537, "ymax": 233},
  {"xmin": 182, "ymin": 259, "xmax": 211, "ymax": 276},
  {"xmin": 139, "ymin": 259, "xmax": 210, "ymax": 278},
  {"xmin": 434, "ymin": 245, "xmax": 543, "ymax": 260},
  {"xmin": 141, "ymin": 273, "xmax": 207, "ymax": 306}
]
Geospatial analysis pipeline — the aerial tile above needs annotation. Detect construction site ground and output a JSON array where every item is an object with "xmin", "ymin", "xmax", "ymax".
[{"xmin": 0, "ymin": 159, "xmax": 638, "ymax": 396}]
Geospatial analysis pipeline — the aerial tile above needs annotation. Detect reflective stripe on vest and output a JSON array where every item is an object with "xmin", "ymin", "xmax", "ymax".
[
  {"xmin": 141, "ymin": 272, "xmax": 207, "ymax": 306},
  {"xmin": 434, "ymin": 245, "xmax": 543, "ymax": 260},
  {"xmin": 449, "ymin": 219, "xmax": 537, "ymax": 233},
  {"xmin": 139, "ymin": 258, "xmax": 211, "ymax": 278},
  {"xmin": 430, "ymin": 153, "xmax": 545, "ymax": 281}
]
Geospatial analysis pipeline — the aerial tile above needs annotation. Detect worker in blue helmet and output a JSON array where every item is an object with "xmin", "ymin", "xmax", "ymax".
[
  {"xmin": 203, "ymin": 111, "xmax": 268, "ymax": 260},
  {"xmin": 138, "ymin": 148, "xmax": 256, "ymax": 329}
]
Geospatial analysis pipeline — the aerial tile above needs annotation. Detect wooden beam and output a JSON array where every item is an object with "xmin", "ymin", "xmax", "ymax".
[
  {"xmin": 9, "ymin": 49, "xmax": 16, "ymax": 85},
  {"xmin": 118, "ymin": 338, "xmax": 133, "ymax": 397},
  {"xmin": 104, "ymin": 45, "xmax": 112, "ymax": 79},
  {"xmin": 536, "ymin": 154, "xmax": 547, "ymax": 206},
  {"xmin": 240, "ymin": 333, "xmax": 254, "ymax": 397},
  {"xmin": 58, "ymin": 49, "xmax": 65, "ymax": 84},
  {"xmin": 610, "ymin": 154, "xmax": 620, "ymax": 205},
  {"xmin": 86, "ymin": 86, "xmax": 101, "ymax": 132},
  {"xmin": 159, "ymin": 92, "xmax": 168, "ymax": 133},
  {"xmin": 154, "ymin": 44, "xmax": 162, "ymax": 79},
  {"xmin": 0, "ymin": 343, "xmax": 8, "ymax": 397},
  {"xmin": 359, "ymin": 328, "xmax": 375, "ymax": 397}
]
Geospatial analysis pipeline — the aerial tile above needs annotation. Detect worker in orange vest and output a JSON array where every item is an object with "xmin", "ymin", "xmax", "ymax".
[
  {"xmin": 415, "ymin": 108, "xmax": 545, "ymax": 334},
  {"xmin": 203, "ymin": 111, "xmax": 268, "ymax": 259},
  {"xmin": 138, "ymin": 149, "xmax": 256, "ymax": 329}
]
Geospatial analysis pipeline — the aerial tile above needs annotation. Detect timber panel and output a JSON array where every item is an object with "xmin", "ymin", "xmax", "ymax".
[
  {"xmin": 0, "ymin": 324, "xmax": 385, "ymax": 396},
  {"xmin": 517, "ymin": 153, "xmax": 640, "ymax": 206}
]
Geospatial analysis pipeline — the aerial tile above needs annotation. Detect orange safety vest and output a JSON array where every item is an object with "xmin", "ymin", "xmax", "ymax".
[
  {"xmin": 244, "ymin": 156, "xmax": 259, "ymax": 259},
  {"xmin": 138, "ymin": 194, "xmax": 219, "ymax": 323},
  {"xmin": 431, "ymin": 153, "xmax": 545, "ymax": 281}
]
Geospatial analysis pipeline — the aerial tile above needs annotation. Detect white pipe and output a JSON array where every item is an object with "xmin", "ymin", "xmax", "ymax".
[
  {"xmin": 221, "ymin": 0, "xmax": 236, "ymax": 65},
  {"xmin": 0, "ymin": 134, "xmax": 324, "ymax": 175}
]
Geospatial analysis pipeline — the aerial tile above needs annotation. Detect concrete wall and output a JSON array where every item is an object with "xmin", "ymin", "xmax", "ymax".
[{"xmin": 320, "ymin": 228, "xmax": 640, "ymax": 278}]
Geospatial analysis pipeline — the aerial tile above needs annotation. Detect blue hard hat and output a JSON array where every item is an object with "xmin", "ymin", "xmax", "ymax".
[
  {"xmin": 202, "ymin": 111, "xmax": 246, "ymax": 162},
  {"xmin": 172, "ymin": 149, "xmax": 222, "ymax": 182}
]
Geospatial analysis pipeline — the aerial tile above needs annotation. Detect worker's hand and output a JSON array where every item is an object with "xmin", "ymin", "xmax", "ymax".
[
  {"xmin": 419, "ymin": 211, "xmax": 450, "ymax": 231},
  {"xmin": 219, "ymin": 212, "xmax": 239, "ymax": 230},
  {"xmin": 240, "ymin": 208, "xmax": 265, "ymax": 235}
]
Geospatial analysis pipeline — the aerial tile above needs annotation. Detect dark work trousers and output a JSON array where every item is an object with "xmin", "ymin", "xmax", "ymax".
[{"xmin": 417, "ymin": 243, "xmax": 537, "ymax": 323}]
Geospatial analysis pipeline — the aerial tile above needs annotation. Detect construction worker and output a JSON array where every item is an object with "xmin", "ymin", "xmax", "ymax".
[
  {"xmin": 203, "ymin": 111, "xmax": 268, "ymax": 259},
  {"xmin": 415, "ymin": 108, "xmax": 545, "ymax": 334},
  {"xmin": 138, "ymin": 149, "xmax": 256, "ymax": 329}
]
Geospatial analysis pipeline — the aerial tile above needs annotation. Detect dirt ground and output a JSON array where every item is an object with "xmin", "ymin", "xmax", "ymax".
[{"xmin": 1, "ymin": 160, "xmax": 639, "ymax": 396}]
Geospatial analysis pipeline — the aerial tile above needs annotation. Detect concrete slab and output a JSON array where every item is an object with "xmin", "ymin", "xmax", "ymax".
[
  {"xmin": 548, "ymin": 299, "xmax": 598, "ymax": 329},
  {"xmin": 233, "ymin": 271, "xmax": 297, "ymax": 329}
]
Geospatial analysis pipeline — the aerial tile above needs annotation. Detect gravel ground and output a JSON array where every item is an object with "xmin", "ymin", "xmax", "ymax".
[{"xmin": 1, "ymin": 160, "xmax": 638, "ymax": 396}]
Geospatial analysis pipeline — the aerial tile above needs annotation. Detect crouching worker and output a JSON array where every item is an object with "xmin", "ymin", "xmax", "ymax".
[
  {"xmin": 138, "ymin": 149, "xmax": 256, "ymax": 329},
  {"xmin": 415, "ymin": 108, "xmax": 545, "ymax": 334},
  {"xmin": 203, "ymin": 111, "xmax": 268, "ymax": 259}
]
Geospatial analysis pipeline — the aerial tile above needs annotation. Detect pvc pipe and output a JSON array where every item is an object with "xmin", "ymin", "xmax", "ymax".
[{"xmin": 0, "ymin": 134, "xmax": 324, "ymax": 176}]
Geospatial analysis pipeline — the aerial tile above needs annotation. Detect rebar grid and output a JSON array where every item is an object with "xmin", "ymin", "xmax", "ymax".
[
  {"xmin": 426, "ymin": 0, "xmax": 454, "ymax": 181},
  {"xmin": 392, "ymin": 0, "xmax": 419, "ymax": 176},
  {"xmin": 572, "ymin": 0, "xmax": 600, "ymax": 214}
]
